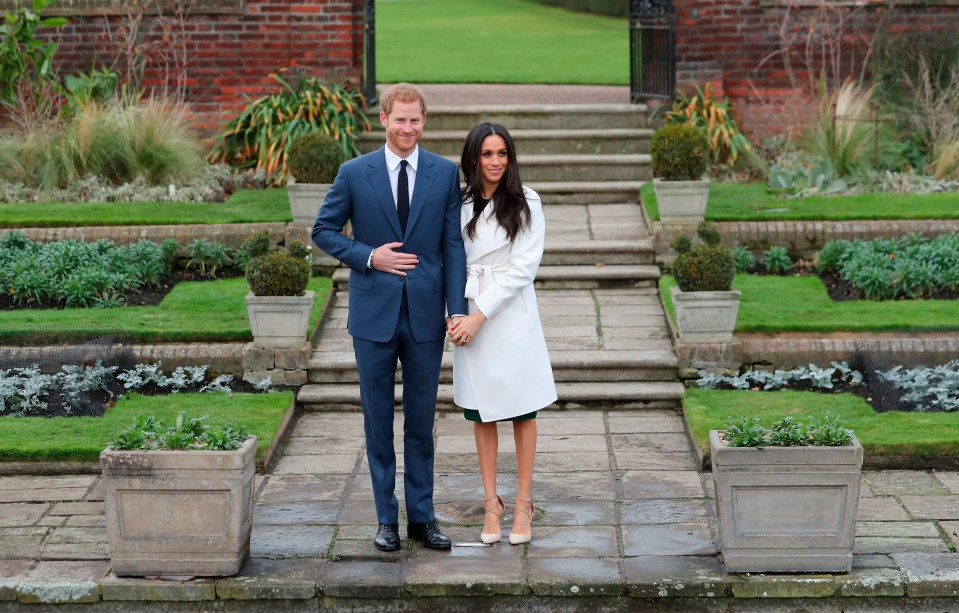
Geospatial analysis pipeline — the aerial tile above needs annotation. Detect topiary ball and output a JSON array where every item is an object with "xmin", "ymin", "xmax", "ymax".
[
  {"xmin": 286, "ymin": 131, "xmax": 345, "ymax": 184},
  {"xmin": 650, "ymin": 123, "xmax": 709, "ymax": 181},
  {"xmin": 672, "ymin": 244, "xmax": 735, "ymax": 292},
  {"xmin": 245, "ymin": 251, "xmax": 311, "ymax": 296}
]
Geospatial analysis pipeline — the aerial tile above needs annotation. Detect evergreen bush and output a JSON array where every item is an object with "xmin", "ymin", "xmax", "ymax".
[
  {"xmin": 671, "ymin": 222, "xmax": 735, "ymax": 292},
  {"xmin": 245, "ymin": 245, "xmax": 310, "ymax": 297},
  {"xmin": 650, "ymin": 123, "xmax": 709, "ymax": 181},
  {"xmin": 286, "ymin": 131, "xmax": 344, "ymax": 184}
]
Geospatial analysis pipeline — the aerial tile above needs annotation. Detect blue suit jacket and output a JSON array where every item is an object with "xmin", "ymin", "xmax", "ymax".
[{"xmin": 312, "ymin": 146, "xmax": 468, "ymax": 343}]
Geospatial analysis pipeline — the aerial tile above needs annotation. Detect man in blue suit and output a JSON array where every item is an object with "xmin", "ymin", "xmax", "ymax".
[{"xmin": 312, "ymin": 83, "xmax": 467, "ymax": 551}]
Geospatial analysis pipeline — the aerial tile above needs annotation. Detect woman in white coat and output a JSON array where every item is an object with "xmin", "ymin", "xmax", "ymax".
[{"xmin": 448, "ymin": 123, "xmax": 557, "ymax": 545}]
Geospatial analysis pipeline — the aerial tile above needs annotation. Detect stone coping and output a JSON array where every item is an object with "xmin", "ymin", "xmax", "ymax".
[{"xmin": 2, "ymin": 554, "xmax": 958, "ymax": 608}]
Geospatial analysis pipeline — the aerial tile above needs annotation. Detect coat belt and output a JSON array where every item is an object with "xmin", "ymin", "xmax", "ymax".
[{"xmin": 465, "ymin": 262, "xmax": 511, "ymax": 300}]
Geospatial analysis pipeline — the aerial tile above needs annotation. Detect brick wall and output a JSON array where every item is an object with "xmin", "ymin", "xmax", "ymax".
[
  {"xmin": 673, "ymin": 0, "xmax": 959, "ymax": 140},
  {"xmin": 23, "ymin": 0, "xmax": 364, "ymax": 133}
]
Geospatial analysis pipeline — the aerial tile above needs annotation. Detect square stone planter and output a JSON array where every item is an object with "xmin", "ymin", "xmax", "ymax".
[
  {"xmin": 288, "ymin": 182, "xmax": 330, "ymax": 227},
  {"xmin": 246, "ymin": 290, "xmax": 315, "ymax": 348},
  {"xmin": 101, "ymin": 436, "xmax": 257, "ymax": 577},
  {"xmin": 670, "ymin": 286, "xmax": 740, "ymax": 343},
  {"xmin": 710, "ymin": 430, "xmax": 863, "ymax": 573},
  {"xmin": 653, "ymin": 178, "xmax": 710, "ymax": 224}
]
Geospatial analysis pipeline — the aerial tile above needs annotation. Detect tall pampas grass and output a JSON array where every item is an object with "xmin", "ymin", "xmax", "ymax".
[{"xmin": 805, "ymin": 78, "xmax": 885, "ymax": 178}]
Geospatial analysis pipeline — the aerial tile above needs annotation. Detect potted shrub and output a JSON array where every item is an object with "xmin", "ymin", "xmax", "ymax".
[
  {"xmin": 286, "ymin": 131, "xmax": 345, "ymax": 227},
  {"xmin": 670, "ymin": 222, "xmax": 740, "ymax": 342},
  {"xmin": 243, "ymin": 231, "xmax": 315, "ymax": 348},
  {"xmin": 650, "ymin": 122, "xmax": 710, "ymax": 224},
  {"xmin": 101, "ymin": 413, "xmax": 256, "ymax": 577},
  {"xmin": 711, "ymin": 414, "xmax": 863, "ymax": 573}
]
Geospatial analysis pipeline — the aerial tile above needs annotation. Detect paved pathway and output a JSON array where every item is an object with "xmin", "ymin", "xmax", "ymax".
[{"xmin": 2, "ymin": 414, "xmax": 959, "ymax": 606}]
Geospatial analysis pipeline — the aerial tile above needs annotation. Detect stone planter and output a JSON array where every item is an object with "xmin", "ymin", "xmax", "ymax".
[
  {"xmin": 710, "ymin": 430, "xmax": 863, "ymax": 573},
  {"xmin": 101, "ymin": 436, "xmax": 257, "ymax": 577},
  {"xmin": 653, "ymin": 178, "xmax": 710, "ymax": 224},
  {"xmin": 670, "ymin": 286, "xmax": 740, "ymax": 343},
  {"xmin": 288, "ymin": 182, "xmax": 330, "ymax": 227},
  {"xmin": 246, "ymin": 290, "xmax": 315, "ymax": 348}
]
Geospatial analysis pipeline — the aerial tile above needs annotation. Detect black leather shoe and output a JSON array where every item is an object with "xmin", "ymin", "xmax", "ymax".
[
  {"xmin": 407, "ymin": 520, "xmax": 451, "ymax": 550},
  {"xmin": 373, "ymin": 523, "xmax": 401, "ymax": 552}
]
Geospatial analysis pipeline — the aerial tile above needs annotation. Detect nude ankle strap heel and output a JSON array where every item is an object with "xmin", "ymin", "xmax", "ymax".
[
  {"xmin": 508, "ymin": 498, "xmax": 534, "ymax": 545},
  {"xmin": 480, "ymin": 495, "xmax": 504, "ymax": 544}
]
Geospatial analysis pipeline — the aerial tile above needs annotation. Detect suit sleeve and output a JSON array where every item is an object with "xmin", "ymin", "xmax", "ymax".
[
  {"xmin": 442, "ymin": 165, "xmax": 468, "ymax": 316},
  {"xmin": 311, "ymin": 165, "xmax": 375, "ymax": 273},
  {"xmin": 474, "ymin": 191, "xmax": 545, "ymax": 320}
]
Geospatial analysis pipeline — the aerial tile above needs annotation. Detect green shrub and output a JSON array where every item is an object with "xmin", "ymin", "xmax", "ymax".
[
  {"xmin": 763, "ymin": 246, "xmax": 793, "ymax": 274},
  {"xmin": 650, "ymin": 123, "xmax": 709, "ymax": 181},
  {"xmin": 287, "ymin": 131, "xmax": 344, "ymax": 184},
  {"xmin": 722, "ymin": 413, "xmax": 852, "ymax": 448},
  {"xmin": 245, "ymin": 250, "xmax": 310, "ymax": 296},
  {"xmin": 816, "ymin": 240, "xmax": 850, "ymax": 273},
  {"xmin": 237, "ymin": 230, "xmax": 270, "ymax": 269},
  {"xmin": 671, "ymin": 222, "xmax": 735, "ymax": 292},
  {"xmin": 109, "ymin": 412, "xmax": 251, "ymax": 451}
]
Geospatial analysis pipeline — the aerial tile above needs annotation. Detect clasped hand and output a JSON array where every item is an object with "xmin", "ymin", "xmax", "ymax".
[
  {"xmin": 372, "ymin": 242, "xmax": 418, "ymax": 276},
  {"xmin": 447, "ymin": 311, "xmax": 486, "ymax": 347}
]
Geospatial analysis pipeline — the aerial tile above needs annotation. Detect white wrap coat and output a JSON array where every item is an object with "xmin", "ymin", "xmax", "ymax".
[{"xmin": 452, "ymin": 186, "xmax": 557, "ymax": 421}]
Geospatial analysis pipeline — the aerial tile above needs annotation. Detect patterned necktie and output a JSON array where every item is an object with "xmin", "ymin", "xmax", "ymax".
[{"xmin": 397, "ymin": 159, "xmax": 410, "ymax": 234}]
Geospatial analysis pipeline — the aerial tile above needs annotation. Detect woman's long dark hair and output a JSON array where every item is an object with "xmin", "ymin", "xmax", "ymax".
[{"xmin": 460, "ymin": 123, "xmax": 531, "ymax": 242}]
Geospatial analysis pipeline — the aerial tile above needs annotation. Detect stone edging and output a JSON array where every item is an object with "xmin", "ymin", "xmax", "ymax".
[
  {"xmin": 7, "ymin": 222, "xmax": 290, "ymax": 249},
  {"xmin": 4, "ymin": 566, "xmax": 959, "ymax": 607}
]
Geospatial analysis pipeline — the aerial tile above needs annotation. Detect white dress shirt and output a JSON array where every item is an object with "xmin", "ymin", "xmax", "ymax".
[{"xmin": 368, "ymin": 146, "xmax": 418, "ymax": 269}]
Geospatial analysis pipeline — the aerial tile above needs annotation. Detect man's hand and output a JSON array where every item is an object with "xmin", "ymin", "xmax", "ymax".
[
  {"xmin": 449, "ymin": 311, "xmax": 486, "ymax": 346},
  {"xmin": 372, "ymin": 242, "xmax": 419, "ymax": 276}
]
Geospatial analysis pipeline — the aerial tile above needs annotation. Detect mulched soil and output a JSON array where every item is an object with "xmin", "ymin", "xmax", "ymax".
[{"xmin": 0, "ymin": 267, "xmax": 246, "ymax": 312}]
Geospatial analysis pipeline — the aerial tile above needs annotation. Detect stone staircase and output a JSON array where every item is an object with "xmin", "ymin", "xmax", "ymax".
[{"xmin": 299, "ymin": 103, "xmax": 683, "ymax": 411}]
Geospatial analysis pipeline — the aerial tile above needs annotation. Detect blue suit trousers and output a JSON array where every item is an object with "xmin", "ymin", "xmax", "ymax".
[{"xmin": 353, "ymin": 294, "xmax": 444, "ymax": 525}]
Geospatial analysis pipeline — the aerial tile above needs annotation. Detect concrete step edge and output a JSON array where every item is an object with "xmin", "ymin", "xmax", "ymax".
[
  {"xmin": 331, "ymin": 264, "xmax": 661, "ymax": 285},
  {"xmin": 444, "ymin": 154, "xmax": 651, "ymax": 165},
  {"xmin": 359, "ymin": 128, "xmax": 655, "ymax": 140},
  {"xmin": 297, "ymin": 381, "xmax": 686, "ymax": 404},
  {"xmin": 309, "ymin": 350, "xmax": 679, "ymax": 371}
]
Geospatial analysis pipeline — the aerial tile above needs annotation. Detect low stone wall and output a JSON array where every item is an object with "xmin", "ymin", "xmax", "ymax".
[
  {"xmin": 654, "ymin": 219, "xmax": 959, "ymax": 260},
  {"xmin": 10, "ymin": 222, "xmax": 288, "ymax": 250},
  {"xmin": 242, "ymin": 343, "xmax": 311, "ymax": 386},
  {"xmin": 0, "ymin": 343, "xmax": 246, "ymax": 374}
]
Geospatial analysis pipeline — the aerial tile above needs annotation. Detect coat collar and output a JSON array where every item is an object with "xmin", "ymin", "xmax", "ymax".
[{"xmin": 462, "ymin": 197, "xmax": 510, "ymax": 263}]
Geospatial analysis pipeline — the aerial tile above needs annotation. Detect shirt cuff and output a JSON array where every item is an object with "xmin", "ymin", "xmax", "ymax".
[
  {"xmin": 367, "ymin": 249, "xmax": 375, "ymax": 269},
  {"xmin": 449, "ymin": 314, "xmax": 466, "ymax": 317}
]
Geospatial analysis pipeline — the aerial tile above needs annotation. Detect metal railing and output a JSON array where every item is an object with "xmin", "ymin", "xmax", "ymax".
[
  {"xmin": 629, "ymin": 0, "xmax": 676, "ymax": 102},
  {"xmin": 363, "ymin": 0, "xmax": 377, "ymax": 105}
]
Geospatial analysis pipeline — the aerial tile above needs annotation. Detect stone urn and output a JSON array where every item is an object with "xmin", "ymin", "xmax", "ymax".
[
  {"xmin": 287, "ymin": 182, "xmax": 330, "ymax": 227},
  {"xmin": 653, "ymin": 178, "xmax": 710, "ymax": 224},
  {"xmin": 670, "ymin": 286, "xmax": 740, "ymax": 342},
  {"xmin": 101, "ymin": 436, "xmax": 257, "ymax": 577},
  {"xmin": 710, "ymin": 430, "xmax": 863, "ymax": 572},
  {"xmin": 245, "ymin": 290, "xmax": 315, "ymax": 348}
]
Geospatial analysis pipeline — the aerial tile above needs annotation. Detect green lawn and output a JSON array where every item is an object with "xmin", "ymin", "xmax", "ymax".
[
  {"xmin": 0, "ymin": 276, "xmax": 332, "ymax": 345},
  {"xmin": 684, "ymin": 388, "xmax": 959, "ymax": 469},
  {"xmin": 0, "ymin": 189, "xmax": 291, "ymax": 228},
  {"xmin": 378, "ymin": 0, "xmax": 628, "ymax": 85},
  {"xmin": 661, "ymin": 274, "xmax": 959, "ymax": 333},
  {"xmin": 642, "ymin": 182, "xmax": 959, "ymax": 222},
  {"xmin": 0, "ymin": 392, "xmax": 293, "ymax": 463}
]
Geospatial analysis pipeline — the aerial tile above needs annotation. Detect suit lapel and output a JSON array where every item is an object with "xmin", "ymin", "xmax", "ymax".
[
  {"xmin": 404, "ymin": 153, "xmax": 435, "ymax": 240},
  {"xmin": 366, "ymin": 147, "xmax": 403, "ymax": 239}
]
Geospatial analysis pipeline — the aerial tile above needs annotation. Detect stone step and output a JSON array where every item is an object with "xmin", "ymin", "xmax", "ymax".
[
  {"xmin": 530, "ymin": 181, "xmax": 643, "ymax": 205},
  {"xmin": 308, "ymin": 349, "xmax": 678, "ymax": 384},
  {"xmin": 540, "ymin": 239, "xmax": 655, "ymax": 265},
  {"xmin": 359, "ymin": 128, "xmax": 653, "ymax": 156},
  {"xmin": 444, "ymin": 154, "xmax": 651, "ymax": 183},
  {"xmin": 419, "ymin": 104, "xmax": 649, "ymax": 131},
  {"xmin": 297, "ymin": 381, "xmax": 685, "ymax": 411},
  {"xmin": 331, "ymin": 264, "xmax": 660, "ymax": 291}
]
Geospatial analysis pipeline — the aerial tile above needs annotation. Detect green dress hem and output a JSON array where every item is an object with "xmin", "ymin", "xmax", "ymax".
[{"xmin": 463, "ymin": 408, "xmax": 537, "ymax": 423}]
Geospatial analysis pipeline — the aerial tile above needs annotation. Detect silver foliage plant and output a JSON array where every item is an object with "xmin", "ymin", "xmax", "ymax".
[
  {"xmin": 876, "ymin": 360, "xmax": 959, "ymax": 412},
  {"xmin": 697, "ymin": 362, "xmax": 863, "ymax": 391},
  {"xmin": 1, "ymin": 361, "xmax": 269, "ymax": 416}
]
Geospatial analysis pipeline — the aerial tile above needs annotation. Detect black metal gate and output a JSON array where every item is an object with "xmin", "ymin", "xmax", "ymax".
[
  {"xmin": 629, "ymin": 0, "xmax": 676, "ymax": 102},
  {"xmin": 363, "ymin": 0, "xmax": 377, "ymax": 105}
]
